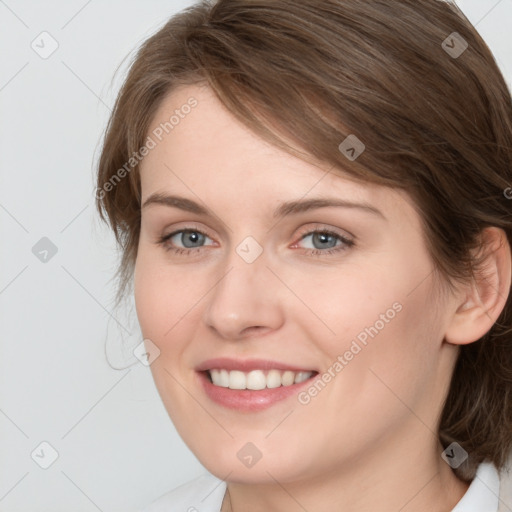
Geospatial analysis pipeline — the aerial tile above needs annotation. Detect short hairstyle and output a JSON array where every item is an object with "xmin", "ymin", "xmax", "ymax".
[{"xmin": 96, "ymin": 0, "xmax": 512, "ymax": 480}]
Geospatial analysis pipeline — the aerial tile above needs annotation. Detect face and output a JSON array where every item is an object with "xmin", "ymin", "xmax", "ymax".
[{"xmin": 134, "ymin": 83, "xmax": 458, "ymax": 484}]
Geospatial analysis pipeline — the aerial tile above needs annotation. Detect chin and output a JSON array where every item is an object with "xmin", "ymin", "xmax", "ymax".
[{"xmin": 189, "ymin": 440, "xmax": 310, "ymax": 484}]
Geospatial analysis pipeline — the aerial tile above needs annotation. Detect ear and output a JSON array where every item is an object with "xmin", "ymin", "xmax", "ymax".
[{"xmin": 444, "ymin": 227, "xmax": 511, "ymax": 346}]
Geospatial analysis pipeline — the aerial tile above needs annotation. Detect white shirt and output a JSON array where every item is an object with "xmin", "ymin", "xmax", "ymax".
[
  {"xmin": 452, "ymin": 461, "xmax": 500, "ymax": 512},
  {"xmin": 139, "ymin": 460, "xmax": 501, "ymax": 512}
]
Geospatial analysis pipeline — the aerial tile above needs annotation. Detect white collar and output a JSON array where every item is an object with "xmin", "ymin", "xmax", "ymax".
[{"xmin": 451, "ymin": 461, "xmax": 500, "ymax": 511}]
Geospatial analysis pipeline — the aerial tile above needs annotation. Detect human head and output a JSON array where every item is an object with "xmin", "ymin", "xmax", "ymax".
[{"xmin": 96, "ymin": 0, "xmax": 512, "ymax": 482}]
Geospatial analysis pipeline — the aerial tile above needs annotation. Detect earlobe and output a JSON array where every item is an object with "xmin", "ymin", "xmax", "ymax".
[{"xmin": 444, "ymin": 227, "xmax": 512, "ymax": 346}]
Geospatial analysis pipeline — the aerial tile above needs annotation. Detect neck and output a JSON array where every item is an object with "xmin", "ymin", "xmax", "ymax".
[{"xmin": 221, "ymin": 431, "xmax": 469, "ymax": 512}]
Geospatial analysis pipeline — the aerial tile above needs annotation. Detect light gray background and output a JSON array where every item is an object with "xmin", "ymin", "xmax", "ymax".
[{"xmin": 1, "ymin": 1, "xmax": 511, "ymax": 511}]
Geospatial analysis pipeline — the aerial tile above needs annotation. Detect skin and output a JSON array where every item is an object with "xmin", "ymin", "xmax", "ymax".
[{"xmin": 134, "ymin": 83, "xmax": 511, "ymax": 511}]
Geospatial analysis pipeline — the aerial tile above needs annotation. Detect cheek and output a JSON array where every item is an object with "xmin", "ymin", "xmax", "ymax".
[
  {"xmin": 293, "ymin": 261, "xmax": 403, "ymax": 353},
  {"xmin": 133, "ymin": 249, "xmax": 205, "ymax": 359},
  {"xmin": 300, "ymin": 258, "xmax": 440, "ymax": 402},
  {"xmin": 133, "ymin": 250, "xmax": 180, "ymax": 341},
  {"xmin": 133, "ymin": 252, "xmax": 193, "ymax": 410},
  {"xmin": 133, "ymin": 254, "xmax": 158, "ymax": 339}
]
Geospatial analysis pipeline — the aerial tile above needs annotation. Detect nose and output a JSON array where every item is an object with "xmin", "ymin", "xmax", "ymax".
[{"xmin": 202, "ymin": 244, "xmax": 285, "ymax": 340}]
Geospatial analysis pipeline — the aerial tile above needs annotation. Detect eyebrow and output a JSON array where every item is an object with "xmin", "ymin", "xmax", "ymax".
[{"xmin": 141, "ymin": 193, "xmax": 386, "ymax": 220}]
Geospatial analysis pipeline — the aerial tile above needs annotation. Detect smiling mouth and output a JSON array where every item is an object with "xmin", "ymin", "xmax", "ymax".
[{"xmin": 204, "ymin": 368, "xmax": 318, "ymax": 390}]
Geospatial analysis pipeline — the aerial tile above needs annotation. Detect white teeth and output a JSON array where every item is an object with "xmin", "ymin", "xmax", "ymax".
[
  {"xmin": 294, "ymin": 371, "xmax": 311, "ymax": 384},
  {"xmin": 246, "ymin": 370, "xmax": 267, "ymax": 390},
  {"xmin": 210, "ymin": 369, "xmax": 230, "ymax": 387},
  {"xmin": 219, "ymin": 369, "xmax": 230, "ymax": 387},
  {"xmin": 228, "ymin": 370, "xmax": 246, "ymax": 390},
  {"xmin": 210, "ymin": 369, "xmax": 220, "ymax": 384},
  {"xmin": 281, "ymin": 371, "xmax": 295, "ymax": 386},
  {"xmin": 266, "ymin": 369, "xmax": 282, "ymax": 389},
  {"xmin": 208, "ymin": 369, "xmax": 314, "ymax": 389}
]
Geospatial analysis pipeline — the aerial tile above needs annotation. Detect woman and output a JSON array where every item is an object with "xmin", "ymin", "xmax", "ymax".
[{"xmin": 96, "ymin": 0, "xmax": 512, "ymax": 510}]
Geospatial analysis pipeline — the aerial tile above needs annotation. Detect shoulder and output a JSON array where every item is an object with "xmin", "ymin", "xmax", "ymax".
[{"xmin": 138, "ymin": 473, "xmax": 226, "ymax": 512}]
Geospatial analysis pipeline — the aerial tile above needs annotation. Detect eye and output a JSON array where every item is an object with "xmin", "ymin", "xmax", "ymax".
[
  {"xmin": 157, "ymin": 227, "xmax": 214, "ymax": 255},
  {"xmin": 294, "ymin": 226, "xmax": 354, "ymax": 256},
  {"xmin": 156, "ymin": 225, "xmax": 355, "ymax": 257}
]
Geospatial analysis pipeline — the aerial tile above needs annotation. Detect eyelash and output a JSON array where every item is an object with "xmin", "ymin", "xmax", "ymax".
[{"xmin": 156, "ymin": 225, "xmax": 355, "ymax": 257}]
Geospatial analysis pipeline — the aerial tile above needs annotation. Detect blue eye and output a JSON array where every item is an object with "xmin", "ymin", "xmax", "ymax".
[
  {"xmin": 158, "ymin": 229, "xmax": 214, "ymax": 255},
  {"xmin": 296, "ymin": 228, "xmax": 354, "ymax": 255},
  {"xmin": 156, "ymin": 226, "xmax": 354, "ymax": 257},
  {"xmin": 301, "ymin": 231, "xmax": 346, "ymax": 250}
]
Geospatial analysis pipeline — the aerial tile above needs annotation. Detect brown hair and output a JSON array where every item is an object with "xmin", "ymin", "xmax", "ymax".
[{"xmin": 96, "ymin": 0, "xmax": 512, "ymax": 480}]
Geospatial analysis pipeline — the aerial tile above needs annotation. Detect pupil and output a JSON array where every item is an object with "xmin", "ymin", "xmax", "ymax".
[
  {"xmin": 315, "ymin": 233, "xmax": 334, "ymax": 249},
  {"xmin": 185, "ymin": 231, "xmax": 202, "ymax": 248}
]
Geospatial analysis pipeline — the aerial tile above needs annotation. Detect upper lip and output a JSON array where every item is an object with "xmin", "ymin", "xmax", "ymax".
[{"xmin": 195, "ymin": 357, "xmax": 317, "ymax": 373}]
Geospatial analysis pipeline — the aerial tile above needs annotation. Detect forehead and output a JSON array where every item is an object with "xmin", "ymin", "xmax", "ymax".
[{"xmin": 140, "ymin": 83, "xmax": 416, "ymax": 220}]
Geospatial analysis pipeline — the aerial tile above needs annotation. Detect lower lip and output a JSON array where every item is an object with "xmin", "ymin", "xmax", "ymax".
[{"xmin": 197, "ymin": 371, "xmax": 317, "ymax": 412}]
